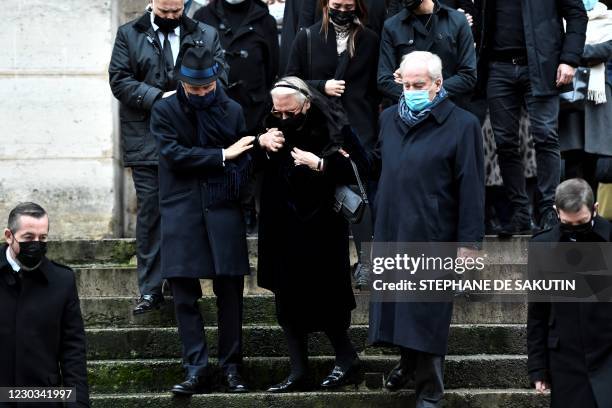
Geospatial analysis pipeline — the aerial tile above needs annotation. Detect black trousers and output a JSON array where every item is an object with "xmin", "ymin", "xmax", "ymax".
[
  {"xmin": 169, "ymin": 277, "xmax": 244, "ymax": 377},
  {"xmin": 131, "ymin": 166, "xmax": 162, "ymax": 297},
  {"xmin": 400, "ymin": 348, "xmax": 445, "ymax": 408},
  {"xmin": 487, "ymin": 62, "xmax": 561, "ymax": 220}
]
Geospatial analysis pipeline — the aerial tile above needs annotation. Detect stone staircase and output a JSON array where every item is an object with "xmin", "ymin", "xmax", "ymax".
[{"xmin": 46, "ymin": 237, "xmax": 550, "ymax": 408}]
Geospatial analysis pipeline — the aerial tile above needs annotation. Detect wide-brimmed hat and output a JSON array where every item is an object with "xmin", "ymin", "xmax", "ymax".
[{"xmin": 175, "ymin": 46, "xmax": 220, "ymax": 86}]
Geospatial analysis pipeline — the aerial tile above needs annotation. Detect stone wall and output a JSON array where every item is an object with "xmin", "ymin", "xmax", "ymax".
[{"xmin": 0, "ymin": 0, "xmax": 153, "ymax": 239}]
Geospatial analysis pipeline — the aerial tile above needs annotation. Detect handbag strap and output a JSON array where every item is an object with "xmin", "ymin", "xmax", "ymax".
[
  {"xmin": 305, "ymin": 27, "xmax": 312, "ymax": 80},
  {"xmin": 349, "ymin": 159, "xmax": 368, "ymax": 204}
]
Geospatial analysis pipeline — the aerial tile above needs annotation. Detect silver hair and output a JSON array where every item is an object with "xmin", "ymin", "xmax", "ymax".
[
  {"xmin": 399, "ymin": 51, "xmax": 443, "ymax": 81},
  {"xmin": 270, "ymin": 76, "xmax": 312, "ymax": 105}
]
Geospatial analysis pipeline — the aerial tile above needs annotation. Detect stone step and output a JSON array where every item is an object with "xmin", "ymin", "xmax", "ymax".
[
  {"xmin": 74, "ymin": 262, "xmax": 529, "ymax": 297},
  {"xmin": 48, "ymin": 236, "xmax": 530, "ymax": 266},
  {"xmin": 81, "ymin": 295, "xmax": 528, "ymax": 328},
  {"xmin": 87, "ymin": 355, "xmax": 530, "ymax": 394},
  {"xmin": 90, "ymin": 389, "xmax": 549, "ymax": 408},
  {"xmin": 86, "ymin": 324, "xmax": 526, "ymax": 360}
]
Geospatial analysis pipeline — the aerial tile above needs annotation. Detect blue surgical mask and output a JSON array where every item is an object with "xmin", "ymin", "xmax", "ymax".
[
  {"xmin": 582, "ymin": 0, "xmax": 597, "ymax": 11},
  {"xmin": 403, "ymin": 90, "xmax": 432, "ymax": 112}
]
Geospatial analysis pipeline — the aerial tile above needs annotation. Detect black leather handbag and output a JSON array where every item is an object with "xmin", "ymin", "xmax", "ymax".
[
  {"xmin": 333, "ymin": 159, "xmax": 369, "ymax": 224},
  {"xmin": 559, "ymin": 67, "xmax": 590, "ymax": 112}
]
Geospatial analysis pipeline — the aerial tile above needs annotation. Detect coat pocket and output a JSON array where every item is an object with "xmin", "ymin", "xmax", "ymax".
[
  {"xmin": 426, "ymin": 195, "xmax": 441, "ymax": 240},
  {"xmin": 122, "ymin": 121, "xmax": 147, "ymax": 153},
  {"xmin": 160, "ymin": 188, "xmax": 192, "ymax": 204}
]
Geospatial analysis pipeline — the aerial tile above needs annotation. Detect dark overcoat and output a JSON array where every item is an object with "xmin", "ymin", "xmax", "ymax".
[
  {"xmin": 286, "ymin": 22, "xmax": 380, "ymax": 152},
  {"xmin": 150, "ymin": 86, "xmax": 250, "ymax": 279},
  {"xmin": 109, "ymin": 12, "xmax": 228, "ymax": 166},
  {"xmin": 528, "ymin": 216, "xmax": 612, "ymax": 408},
  {"xmin": 378, "ymin": 2, "xmax": 477, "ymax": 104},
  {"xmin": 368, "ymin": 98, "xmax": 485, "ymax": 355},
  {"xmin": 474, "ymin": 0, "xmax": 588, "ymax": 97},
  {"xmin": 194, "ymin": 0, "xmax": 279, "ymax": 133},
  {"xmin": 256, "ymin": 102, "xmax": 369, "ymax": 332},
  {"xmin": 0, "ymin": 247, "xmax": 89, "ymax": 407}
]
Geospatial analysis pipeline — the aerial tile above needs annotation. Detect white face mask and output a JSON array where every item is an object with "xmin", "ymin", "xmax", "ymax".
[{"xmin": 224, "ymin": 0, "xmax": 246, "ymax": 4}]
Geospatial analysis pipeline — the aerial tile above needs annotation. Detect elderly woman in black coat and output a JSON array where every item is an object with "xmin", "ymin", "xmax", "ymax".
[
  {"xmin": 255, "ymin": 77, "xmax": 369, "ymax": 392},
  {"xmin": 286, "ymin": 0, "xmax": 380, "ymax": 285}
]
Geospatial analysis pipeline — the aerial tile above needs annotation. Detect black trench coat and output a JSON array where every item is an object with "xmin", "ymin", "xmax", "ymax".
[
  {"xmin": 528, "ymin": 217, "xmax": 612, "ymax": 408},
  {"xmin": 109, "ymin": 12, "xmax": 228, "ymax": 166},
  {"xmin": 150, "ymin": 86, "xmax": 250, "ymax": 279},
  {"xmin": 286, "ymin": 22, "xmax": 380, "ymax": 152},
  {"xmin": 368, "ymin": 98, "xmax": 485, "ymax": 355},
  {"xmin": 256, "ymin": 100, "xmax": 369, "ymax": 332},
  {"xmin": 378, "ymin": 3, "xmax": 477, "ymax": 103},
  {"xmin": 0, "ymin": 248, "xmax": 89, "ymax": 407},
  {"xmin": 194, "ymin": 0, "xmax": 279, "ymax": 133}
]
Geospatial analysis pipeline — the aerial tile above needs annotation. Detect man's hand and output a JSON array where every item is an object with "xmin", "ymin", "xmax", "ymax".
[
  {"xmin": 556, "ymin": 64, "xmax": 576, "ymax": 87},
  {"xmin": 394, "ymin": 69, "xmax": 403, "ymax": 84},
  {"xmin": 535, "ymin": 380, "xmax": 550, "ymax": 394},
  {"xmin": 224, "ymin": 136, "xmax": 255, "ymax": 160},
  {"xmin": 259, "ymin": 128, "xmax": 286, "ymax": 152},
  {"xmin": 162, "ymin": 90, "xmax": 177, "ymax": 98},
  {"xmin": 291, "ymin": 147, "xmax": 321, "ymax": 171},
  {"xmin": 457, "ymin": 246, "xmax": 479, "ymax": 260},
  {"xmin": 457, "ymin": 9, "xmax": 473, "ymax": 26},
  {"xmin": 325, "ymin": 79, "xmax": 346, "ymax": 97}
]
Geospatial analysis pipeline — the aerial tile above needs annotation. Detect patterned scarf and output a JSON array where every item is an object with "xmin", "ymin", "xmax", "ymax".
[{"xmin": 398, "ymin": 87, "xmax": 448, "ymax": 127}]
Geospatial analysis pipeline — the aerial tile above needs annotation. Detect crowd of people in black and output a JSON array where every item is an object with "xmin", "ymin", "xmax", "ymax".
[{"xmin": 105, "ymin": 0, "xmax": 612, "ymax": 406}]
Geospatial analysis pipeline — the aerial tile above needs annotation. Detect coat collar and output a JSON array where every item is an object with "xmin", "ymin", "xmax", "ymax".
[
  {"xmin": 400, "ymin": 0, "xmax": 447, "ymax": 22},
  {"xmin": 134, "ymin": 11, "xmax": 200, "ymax": 36},
  {"xmin": 210, "ymin": 0, "xmax": 269, "ymax": 28},
  {"xmin": 394, "ymin": 97, "xmax": 456, "ymax": 132},
  {"xmin": 543, "ymin": 216, "xmax": 611, "ymax": 242},
  {"xmin": 0, "ymin": 244, "xmax": 49, "ymax": 283}
]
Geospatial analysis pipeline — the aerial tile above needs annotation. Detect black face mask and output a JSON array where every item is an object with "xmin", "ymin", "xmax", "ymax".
[
  {"xmin": 329, "ymin": 8, "xmax": 356, "ymax": 26},
  {"xmin": 559, "ymin": 211, "xmax": 595, "ymax": 238},
  {"xmin": 154, "ymin": 14, "xmax": 181, "ymax": 33},
  {"xmin": 12, "ymin": 237, "xmax": 47, "ymax": 269},
  {"xmin": 278, "ymin": 113, "xmax": 307, "ymax": 133},
  {"xmin": 404, "ymin": 0, "xmax": 424, "ymax": 10}
]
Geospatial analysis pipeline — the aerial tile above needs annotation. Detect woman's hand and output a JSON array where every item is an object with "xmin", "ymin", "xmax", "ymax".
[
  {"xmin": 259, "ymin": 128, "xmax": 286, "ymax": 152},
  {"xmin": 325, "ymin": 79, "xmax": 346, "ymax": 97},
  {"xmin": 291, "ymin": 147, "xmax": 321, "ymax": 171},
  {"xmin": 224, "ymin": 136, "xmax": 255, "ymax": 160}
]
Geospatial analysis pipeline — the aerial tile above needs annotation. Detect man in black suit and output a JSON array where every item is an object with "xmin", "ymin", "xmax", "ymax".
[
  {"xmin": 528, "ymin": 179, "xmax": 612, "ymax": 408},
  {"xmin": 0, "ymin": 202, "xmax": 89, "ymax": 407}
]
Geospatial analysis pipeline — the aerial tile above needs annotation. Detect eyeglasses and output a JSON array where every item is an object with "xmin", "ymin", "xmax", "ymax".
[{"xmin": 270, "ymin": 103, "xmax": 305, "ymax": 119}]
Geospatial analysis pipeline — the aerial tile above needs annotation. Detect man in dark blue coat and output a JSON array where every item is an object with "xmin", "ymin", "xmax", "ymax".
[
  {"xmin": 150, "ymin": 46, "xmax": 254, "ymax": 394},
  {"xmin": 528, "ymin": 178, "xmax": 612, "ymax": 408},
  {"xmin": 109, "ymin": 0, "xmax": 228, "ymax": 315},
  {"xmin": 368, "ymin": 51, "xmax": 484, "ymax": 407}
]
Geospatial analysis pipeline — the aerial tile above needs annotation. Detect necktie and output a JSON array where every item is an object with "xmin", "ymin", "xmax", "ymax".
[{"xmin": 162, "ymin": 31, "xmax": 175, "ymax": 71}]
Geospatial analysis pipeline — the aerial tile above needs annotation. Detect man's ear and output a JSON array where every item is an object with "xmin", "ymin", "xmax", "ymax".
[
  {"xmin": 594, "ymin": 202, "xmax": 599, "ymax": 215},
  {"xmin": 4, "ymin": 228, "xmax": 12, "ymax": 244},
  {"xmin": 302, "ymin": 100, "xmax": 311, "ymax": 112}
]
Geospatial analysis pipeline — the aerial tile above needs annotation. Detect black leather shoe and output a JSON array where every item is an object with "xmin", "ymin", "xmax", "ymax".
[
  {"xmin": 539, "ymin": 209, "xmax": 560, "ymax": 231},
  {"xmin": 498, "ymin": 216, "xmax": 534, "ymax": 238},
  {"xmin": 226, "ymin": 373, "xmax": 249, "ymax": 393},
  {"xmin": 133, "ymin": 294, "xmax": 164, "ymax": 315},
  {"xmin": 267, "ymin": 377, "xmax": 307, "ymax": 393},
  {"xmin": 321, "ymin": 359, "xmax": 362, "ymax": 389},
  {"xmin": 384, "ymin": 363, "xmax": 411, "ymax": 391},
  {"xmin": 171, "ymin": 375, "xmax": 208, "ymax": 395}
]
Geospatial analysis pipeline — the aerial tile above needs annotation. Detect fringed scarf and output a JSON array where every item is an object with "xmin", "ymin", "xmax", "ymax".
[
  {"xmin": 398, "ymin": 87, "xmax": 448, "ymax": 127},
  {"xmin": 177, "ymin": 84, "xmax": 252, "ymax": 205}
]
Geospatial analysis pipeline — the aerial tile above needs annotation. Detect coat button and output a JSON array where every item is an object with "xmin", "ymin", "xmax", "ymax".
[
  {"xmin": 437, "ymin": 33, "xmax": 443, "ymax": 40},
  {"xmin": 408, "ymin": 40, "xmax": 414, "ymax": 45},
  {"xmin": 205, "ymin": 208, "xmax": 209, "ymax": 213}
]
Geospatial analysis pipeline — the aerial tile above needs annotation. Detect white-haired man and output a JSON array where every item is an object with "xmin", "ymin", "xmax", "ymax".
[{"xmin": 369, "ymin": 51, "xmax": 485, "ymax": 407}]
